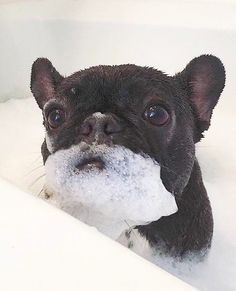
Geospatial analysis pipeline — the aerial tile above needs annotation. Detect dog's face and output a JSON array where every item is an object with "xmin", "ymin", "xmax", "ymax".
[{"xmin": 31, "ymin": 55, "xmax": 225, "ymax": 238}]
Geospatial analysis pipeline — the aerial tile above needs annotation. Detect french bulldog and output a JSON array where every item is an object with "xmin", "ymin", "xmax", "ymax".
[{"xmin": 31, "ymin": 55, "xmax": 225, "ymax": 260}]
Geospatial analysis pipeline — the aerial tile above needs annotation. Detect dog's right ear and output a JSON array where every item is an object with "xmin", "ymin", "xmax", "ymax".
[{"xmin": 31, "ymin": 58, "xmax": 64, "ymax": 109}]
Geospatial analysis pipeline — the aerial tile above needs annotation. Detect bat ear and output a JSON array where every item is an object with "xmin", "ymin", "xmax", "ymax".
[
  {"xmin": 176, "ymin": 55, "xmax": 225, "ymax": 134},
  {"xmin": 30, "ymin": 58, "xmax": 64, "ymax": 109}
]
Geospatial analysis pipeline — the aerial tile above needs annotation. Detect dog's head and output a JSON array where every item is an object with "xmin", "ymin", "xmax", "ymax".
[{"xmin": 31, "ymin": 55, "xmax": 225, "ymax": 237}]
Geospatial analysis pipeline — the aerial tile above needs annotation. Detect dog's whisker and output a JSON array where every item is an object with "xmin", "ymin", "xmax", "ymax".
[
  {"xmin": 37, "ymin": 187, "xmax": 45, "ymax": 197},
  {"xmin": 24, "ymin": 164, "xmax": 44, "ymax": 177},
  {"xmin": 124, "ymin": 220, "xmax": 131, "ymax": 230},
  {"xmin": 124, "ymin": 220, "xmax": 143, "ymax": 249},
  {"xmin": 29, "ymin": 174, "xmax": 46, "ymax": 188}
]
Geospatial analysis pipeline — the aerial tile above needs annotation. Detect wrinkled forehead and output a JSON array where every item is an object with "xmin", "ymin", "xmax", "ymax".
[{"xmin": 56, "ymin": 65, "xmax": 176, "ymax": 111}]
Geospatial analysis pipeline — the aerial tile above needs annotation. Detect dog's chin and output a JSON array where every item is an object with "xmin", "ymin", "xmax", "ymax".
[{"xmin": 44, "ymin": 142, "xmax": 178, "ymax": 238}]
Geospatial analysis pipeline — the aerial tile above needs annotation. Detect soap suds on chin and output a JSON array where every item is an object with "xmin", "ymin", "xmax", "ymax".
[{"xmin": 45, "ymin": 143, "xmax": 178, "ymax": 239}]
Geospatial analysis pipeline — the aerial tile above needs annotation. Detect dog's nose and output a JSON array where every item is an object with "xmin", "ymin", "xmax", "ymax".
[{"xmin": 80, "ymin": 112, "xmax": 122, "ymax": 143}]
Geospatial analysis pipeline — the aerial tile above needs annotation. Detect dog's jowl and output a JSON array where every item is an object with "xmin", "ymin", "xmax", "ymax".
[{"xmin": 31, "ymin": 55, "xmax": 225, "ymax": 260}]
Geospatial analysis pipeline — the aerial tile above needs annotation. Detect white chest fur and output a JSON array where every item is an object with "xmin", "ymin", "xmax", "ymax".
[{"xmin": 117, "ymin": 228, "xmax": 153, "ymax": 260}]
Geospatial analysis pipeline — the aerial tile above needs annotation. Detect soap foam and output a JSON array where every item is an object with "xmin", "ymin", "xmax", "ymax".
[{"xmin": 45, "ymin": 143, "xmax": 178, "ymax": 238}]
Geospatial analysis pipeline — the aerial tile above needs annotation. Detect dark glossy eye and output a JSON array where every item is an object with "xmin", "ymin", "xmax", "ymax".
[
  {"xmin": 143, "ymin": 105, "xmax": 169, "ymax": 126},
  {"xmin": 47, "ymin": 109, "xmax": 65, "ymax": 129}
]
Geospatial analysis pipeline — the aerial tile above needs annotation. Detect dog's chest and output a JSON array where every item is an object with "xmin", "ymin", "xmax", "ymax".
[
  {"xmin": 69, "ymin": 200, "xmax": 153, "ymax": 258},
  {"xmin": 117, "ymin": 228, "xmax": 153, "ymax": 260}
]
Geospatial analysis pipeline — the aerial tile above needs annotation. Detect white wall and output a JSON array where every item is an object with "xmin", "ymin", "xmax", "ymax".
[{"xmin": 0, "ymin": 0, "xmax": 236, "ymax": 116}]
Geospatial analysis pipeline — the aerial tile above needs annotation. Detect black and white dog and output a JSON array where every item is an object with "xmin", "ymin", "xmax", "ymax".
[{"xmin": 31, "ymin": 55, "xmax": 225, "ymax": 260}]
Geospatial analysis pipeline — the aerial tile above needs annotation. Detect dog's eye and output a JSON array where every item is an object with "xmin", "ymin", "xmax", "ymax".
[
  {"xmin": 143, "ymin": 105, "xmax": 169, "ymax": 126},
  {"xmin": 47, "ymin": 109, "xmax": 65, "ymax": 129}
]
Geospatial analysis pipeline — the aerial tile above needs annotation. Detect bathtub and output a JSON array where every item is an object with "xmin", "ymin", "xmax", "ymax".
[{"xmin": 0, "ymin": 1, "xmax": 236, "ymax": 290}]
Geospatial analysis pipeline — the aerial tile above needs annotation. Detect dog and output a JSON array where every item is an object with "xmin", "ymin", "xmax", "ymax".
[{"xmin": 31, "ymin": 55, "xmax": 225, "ymax": 260}]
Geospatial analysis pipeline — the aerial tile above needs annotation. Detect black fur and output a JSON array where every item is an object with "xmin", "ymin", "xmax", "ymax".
[{"xmin": 31, "ymin": 55, "xmax": 225, "ymax": 258}]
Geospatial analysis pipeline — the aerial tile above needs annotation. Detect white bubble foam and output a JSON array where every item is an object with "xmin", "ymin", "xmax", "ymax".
[{"xmin": 45, "ymin": 143, "xmax": 178, "ymax": 238}]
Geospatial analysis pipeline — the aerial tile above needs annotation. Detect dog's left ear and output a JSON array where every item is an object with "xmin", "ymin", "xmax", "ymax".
[{"xmin": 176, "ymin": 55, "xmax": 225, "ymax": 134}]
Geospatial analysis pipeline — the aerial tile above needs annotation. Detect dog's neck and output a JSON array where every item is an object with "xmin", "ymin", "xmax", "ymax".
[{"xmin": 137, "ymin": 160, "xmax": 213, "ymax": 256}]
